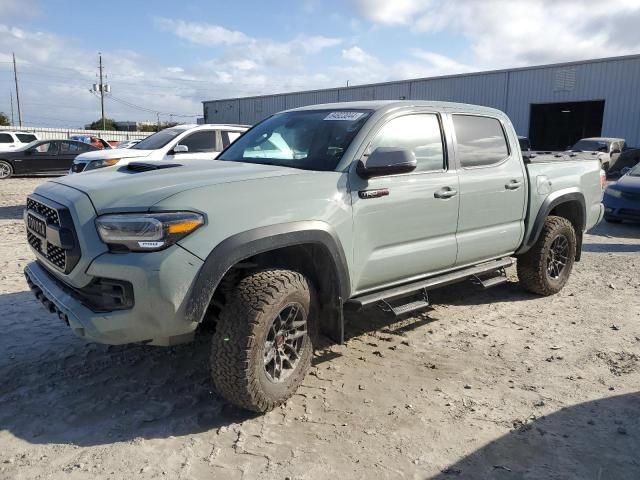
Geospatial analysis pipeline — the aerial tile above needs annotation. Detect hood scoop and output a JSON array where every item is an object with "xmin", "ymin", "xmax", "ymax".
[{"xmin": 124, "ymin": 162, "xmax": 183, "ymax": 173}]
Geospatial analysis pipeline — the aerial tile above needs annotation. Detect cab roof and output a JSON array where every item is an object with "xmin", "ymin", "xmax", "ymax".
[{"xmin": 285, "ymin": 100, "xmax": 506, "ymax": 116}]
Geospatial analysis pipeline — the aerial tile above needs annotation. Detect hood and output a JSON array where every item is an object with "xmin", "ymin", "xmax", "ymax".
[
  {"xmin": 49, "ymin": 160, "xmax": 305, "ymax": 213},
  {"xmin": 74, "ymin": 148, "xmax": 153, "ymax": 162},
  {"xmin": 615, "ymin": 173, "xmax": 640, "ymax": 191}
]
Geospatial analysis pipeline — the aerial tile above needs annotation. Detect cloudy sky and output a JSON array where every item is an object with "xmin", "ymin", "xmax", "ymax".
[{"xmin": 1, "ymin": 0, "xmax": 639, "ymax": 127}]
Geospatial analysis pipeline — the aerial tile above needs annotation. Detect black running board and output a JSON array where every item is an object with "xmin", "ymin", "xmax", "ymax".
[{"xmin": 346, "ymin": 258, "xmax": 514, "ymax": 310}]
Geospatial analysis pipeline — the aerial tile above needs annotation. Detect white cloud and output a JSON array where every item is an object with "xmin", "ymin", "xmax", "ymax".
[
  {"xmin": 342, "ymin": 46, "xmax": 377, "ymax": 64},
  {"xmin": 353, "ymin": 0, "xmax": 640, "ymax": 68},
  {"xmin": 336, "ymin": 45, "xmax": 474, "ymax": 85},
  {"xmin": 155, "ymin": 18, "xmax": 249, "ymax": 46}
]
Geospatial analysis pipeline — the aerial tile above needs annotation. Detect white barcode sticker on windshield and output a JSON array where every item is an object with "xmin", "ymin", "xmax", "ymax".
[{"xmin": 324, "ymin": 111, "xmax": 364, "ymax": 121}]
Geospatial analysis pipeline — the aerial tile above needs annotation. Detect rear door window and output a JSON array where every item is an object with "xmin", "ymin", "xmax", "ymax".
[
  {"xmin": 180, "ymin": 130, "xmax": 217, "ymax": 152},
  {"xmin": 60, "ymin": 141, "xmax": 86, "ymax": 153},
  {"xmin": 0, "ymin": 133, "xmax": 13, "ymax": 143},
  {"xmin": 16, "ymin": 134, "xmax": 37, "ymax": 143},
  {"xmin": 453, "ymin": 115, "xmax": 510, "ymax": 167}
]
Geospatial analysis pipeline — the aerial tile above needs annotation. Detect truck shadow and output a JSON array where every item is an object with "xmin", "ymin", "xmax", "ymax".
[
  {"xmin": 588, "ymin": 221, "xmax": 640, "ymax": 240},
  {"xmin": 429, "ymin": 392, "xmax": 640, "ymax": 479},
  {"xmin": 0, "ymin": 291, "xmax": 256, "ymax": 447},
  {"xmin": 0, "ymin": 204, "xmax": 25, "ymax": 220}
]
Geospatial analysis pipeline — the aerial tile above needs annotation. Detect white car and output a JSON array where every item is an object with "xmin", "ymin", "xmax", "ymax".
[
  {"xmin": 70, "ymin": 124, "xmax": 248, "ymax": 173},
  {"xmin": 0, "ymin": 131, "xmax": 40, "ymax": 152}
]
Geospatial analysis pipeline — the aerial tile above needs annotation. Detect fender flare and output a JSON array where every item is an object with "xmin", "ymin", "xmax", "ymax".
[
  {"xmin": 185, "ymin": 221, "xmax": 351, "ymax": 326},
  {"xmin": 517, "ymin": 188, "xmax": 586, "ymax": 255}
]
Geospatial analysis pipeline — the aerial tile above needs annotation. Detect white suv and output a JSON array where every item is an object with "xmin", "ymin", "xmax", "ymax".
[
  {"xmin": 0, "ymin": 131, "xmax": 40, "ymax": 152},
  {"xmin": 70, "ymin": 124, "xmax": 248, "ymax": 173}
]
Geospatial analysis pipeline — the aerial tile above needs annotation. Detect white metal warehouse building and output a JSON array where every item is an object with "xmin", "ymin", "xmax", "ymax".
[{"xmin": 203, "ymin": 54, "xmax": 640, "ymax": 150}]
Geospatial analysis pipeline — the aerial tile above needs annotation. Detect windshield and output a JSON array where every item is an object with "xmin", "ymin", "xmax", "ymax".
[
  {"xmin": 571, "ymin": 140, "xmax": 609, "ymax": 152},
  {"xmin": 15, "ymin": 140, "xmax": 41, "ymax": 151},
  {"xmin": 131, "ymin": 127, "xmax": 188, "ymax": 150},
  {"xmin": 218, "ymin": 109, "xmax": 373, "ymax": 171}
]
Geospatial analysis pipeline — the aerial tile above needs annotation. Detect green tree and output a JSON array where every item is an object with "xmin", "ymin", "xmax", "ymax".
[
  {"xmin": 0, "ymin": 112, "xmax": 10, "ymax": 126},
  {"xmin": 138, "ymin": 122, "xmax": 179, "ymax": 132},
  {"xmin": 87, "ymin": 118, "xmax": 117, "ymax": 131}
]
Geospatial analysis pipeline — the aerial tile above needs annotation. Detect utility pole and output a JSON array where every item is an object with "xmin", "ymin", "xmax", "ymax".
[
  {"xmin": 12, "ymin": 53, "xmax": 22, "ymax": 127},
  {"xmin": 156, "ymin": 112, "xmax": 160, "ymax": 132},
  {"xmin": 99, "ymin": 54, "xmax": 105, "ymax": 130},
  {"xmin": 9, "ymin": 90, "xmax": 14, "ymax": 126},
  {"xmin": 91, "ymin": 53, "xmax": 110, "ymax": 130}
]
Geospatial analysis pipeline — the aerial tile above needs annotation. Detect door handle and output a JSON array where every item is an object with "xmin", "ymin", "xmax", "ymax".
[
  {"xmin": 505, "ymin": 180, "xmax": 522, "ymax": 190},
  {"xmin": 434, "ymin": 187, "xmax": 458, "ymax": 199}
]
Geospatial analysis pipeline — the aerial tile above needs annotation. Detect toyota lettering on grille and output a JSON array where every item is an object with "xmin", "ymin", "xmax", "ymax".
[{"xmin": 27, "ymin": 213, "xmax": 47, "ymax": 238}]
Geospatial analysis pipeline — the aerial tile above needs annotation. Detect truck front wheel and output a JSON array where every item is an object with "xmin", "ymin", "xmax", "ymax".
[
  {"xmin": 517, "ymin": 216, "xmax": 577, "ymax": 296},
  {"xmin": 210, "ymin": 269, "xmax": 315, "ymax": 412}
]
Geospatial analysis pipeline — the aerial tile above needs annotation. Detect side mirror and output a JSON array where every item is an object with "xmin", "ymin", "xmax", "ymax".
[
  {"xmin": 356, "ymin": 147, "xmax": 417, "ymax": 179},
  {"xmin": 25, "ymin": 148, "xmax": 34, "ymax": 155},
  {"xmin": 621, "ymin": 166, "xmax": 631, "ymax": 175},
  {"xmin": 611, "ymin": 149, "xmax": 621, "ymax": 155},
  {"xmin": 172, "ymin": 144, "xmax": 189, "ymax": 154}
]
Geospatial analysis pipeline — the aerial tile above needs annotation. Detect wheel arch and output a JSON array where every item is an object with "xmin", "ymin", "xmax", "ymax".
[
  {"xmin": 518, "ymin": 188, "xmax": 586, "ymax": 260},
  {"xmin": 185, "ymin": 221, "xmax": 350, "ymax": 343}
]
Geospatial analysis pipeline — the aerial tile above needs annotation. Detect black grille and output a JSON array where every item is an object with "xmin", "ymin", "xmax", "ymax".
[
  {"xmin": 25, "ymin": 196, "xmax": 80, "ymax": 274},
  {"xmin": 47, "ymin": 243, "xmax": 66, "ymax": 269},
  {"xmin": 26, "ymin": 197, "xmax": 60, "ymax": 226},
  {"xmin": 27, "ymin": 231, "xmax": 42, "ymax": 252}
]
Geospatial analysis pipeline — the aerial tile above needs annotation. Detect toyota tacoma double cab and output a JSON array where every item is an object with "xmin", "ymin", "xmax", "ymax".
[{"xmin": 23, "ymin": 101, "xmax": 605, "ymax": 412}]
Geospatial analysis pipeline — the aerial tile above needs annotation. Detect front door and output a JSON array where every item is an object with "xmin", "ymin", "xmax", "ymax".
[
  {"xmin": 170, "ymin": 129, "xmax": 219, "ymax": 161},
  {"xmin": 452, "ymin": 114, "xmax": 527, "ymax": 265},
  {"xmin": 19, "ymin": 141, "xmax": 60, "ymax": 174},
  {"xmin": 350, "ymin": 111, "xmax": 460, "ymax": 293}
]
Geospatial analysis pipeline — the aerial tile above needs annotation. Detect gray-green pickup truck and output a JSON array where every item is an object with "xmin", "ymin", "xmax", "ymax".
[{"xmin": 24, "ymin": 101, "xmax": 605, "ymax": 412}]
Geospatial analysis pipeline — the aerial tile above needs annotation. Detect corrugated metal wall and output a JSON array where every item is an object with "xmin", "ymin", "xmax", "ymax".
[{"xmin": 203, "ymin": 55, "xmax": 640, "ymax": 146}]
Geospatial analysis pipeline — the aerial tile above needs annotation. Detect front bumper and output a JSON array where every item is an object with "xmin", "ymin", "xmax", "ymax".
[
  {"xmin": 24, "ymin": 245, "xmax": 204, "ymax": 346},
  {"xmin": 603, "ymin": 193, "xmax": 640, "ymax": 222}
]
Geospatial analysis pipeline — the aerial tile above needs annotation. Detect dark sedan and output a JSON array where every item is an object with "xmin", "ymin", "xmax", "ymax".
[
  {"xmin": 603, "ymin": 162, "xmax": 640, "ymax": 223},
  {"xmin": 0, "ymin": 140, "xmax": 99, "ymax": 179}
]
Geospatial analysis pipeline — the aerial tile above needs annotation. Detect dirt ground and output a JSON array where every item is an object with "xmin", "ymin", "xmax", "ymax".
[{"xmin": 1, "ymin": 177, "xmax": 639, "ymax": 480}]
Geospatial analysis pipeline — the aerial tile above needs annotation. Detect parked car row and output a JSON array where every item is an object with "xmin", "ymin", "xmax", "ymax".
[
  {"xmin": 0, "ymin": 124, "xmax": 248, "ymax": 178},
  {"xmin": 517, "ymin": 135, "xmax": 640, "ymax": 175}
]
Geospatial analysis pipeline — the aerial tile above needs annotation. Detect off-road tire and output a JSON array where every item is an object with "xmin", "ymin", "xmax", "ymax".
[
  {"xmin": 0, "ymin": 160, "xmax": 13, "ymax": 179},
  {"xmin": 210, "ymin": 269, "xmax": 316, "ymax": 412},
  {"xmin": 517, "ymin": 216, "xmax": 577, "ymax": 296}
]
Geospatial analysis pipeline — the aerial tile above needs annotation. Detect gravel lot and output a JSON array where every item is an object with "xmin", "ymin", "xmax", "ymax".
[{"xmin": 1, "ymin": 177, "xmax": 639, "ymax": 480}]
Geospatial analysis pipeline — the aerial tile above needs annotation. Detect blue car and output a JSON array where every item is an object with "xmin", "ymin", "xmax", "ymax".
[{"xmin": 603, "ymin": 163, "xmax": 640, "ymax": 223}]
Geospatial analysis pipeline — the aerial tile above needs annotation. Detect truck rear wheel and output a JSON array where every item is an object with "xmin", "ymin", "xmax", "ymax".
[
  {"xmin": 517, "ymin": 216, "xmax": 576, "ymax": 296},
  {"xmin": 210, "ymin": 269, "xmax": 315, "ymax": 412}
]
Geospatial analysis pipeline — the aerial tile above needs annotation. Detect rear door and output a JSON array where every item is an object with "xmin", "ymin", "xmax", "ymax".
[
  {"xmin": 58, "ymin": 141, "xmax": 91, "ymax": 173},
  {"xmin": 171, "ymin": 129, "xmax": 219, "ymax": 160},
  {"xmin": 452, "ymin": 114, "xmax": 527, "ymax": 266},
  {"xmin": 350, "ymin": 110, "xmax": 460, "ymax": 293}
]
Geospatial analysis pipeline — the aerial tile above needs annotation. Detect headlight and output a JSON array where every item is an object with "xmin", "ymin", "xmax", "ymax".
[
  {"xmin": 84, "ymin": 158, "xmax": 121, "ymax": 171},
  {"xmin": 604, "ymin": 186, "xmax": 622, "ymax": 198},
  {"xmin": 96, "ymin": 212, "xmax": 204, "ymax": 251}
]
